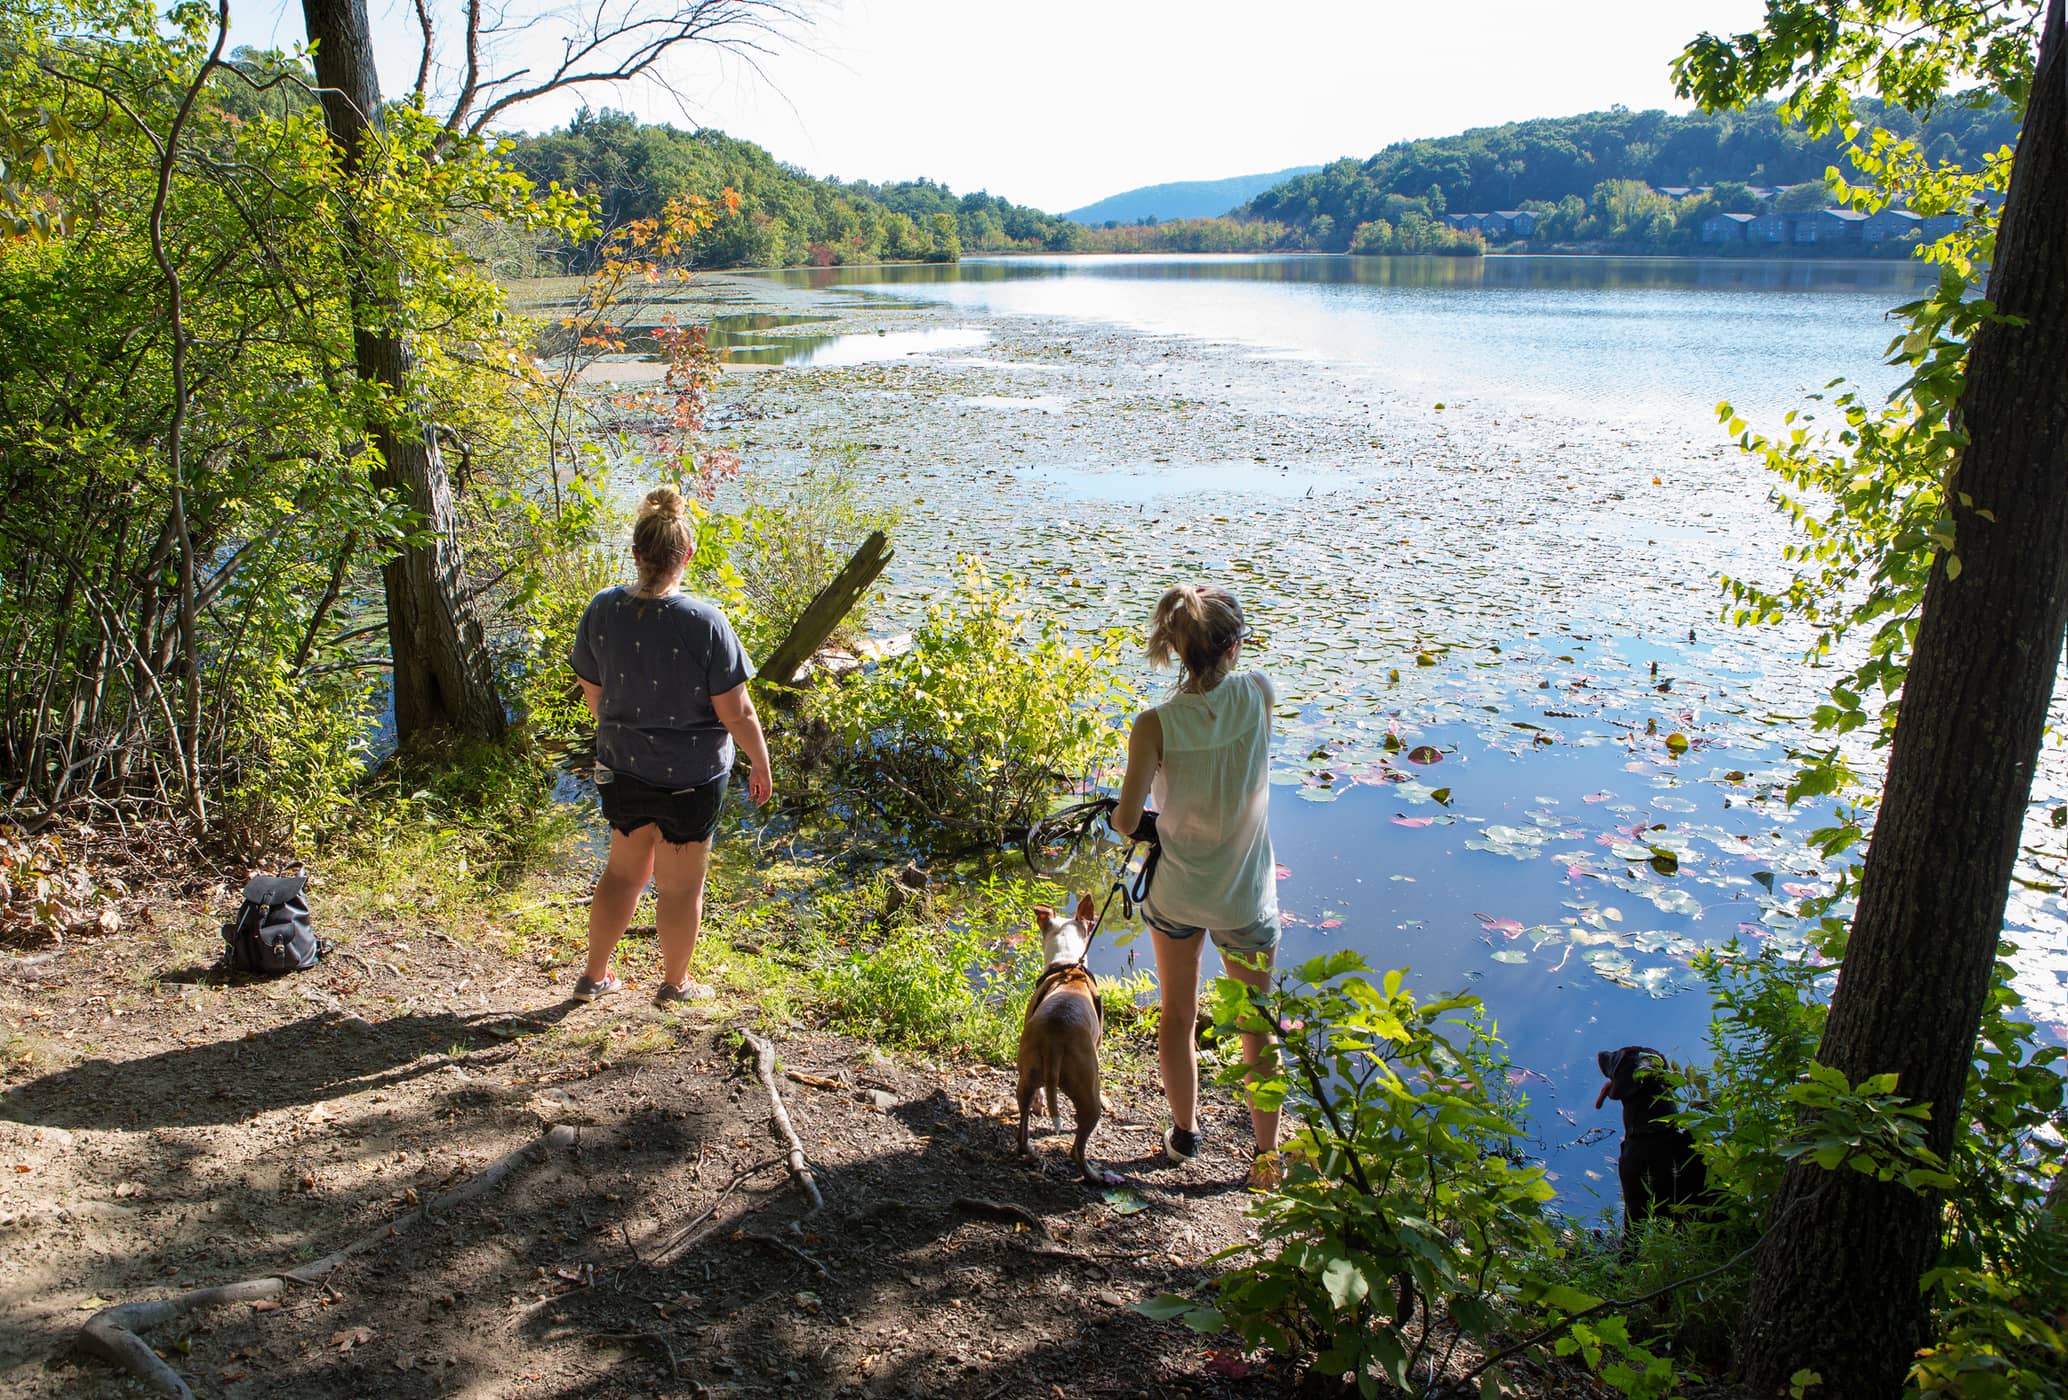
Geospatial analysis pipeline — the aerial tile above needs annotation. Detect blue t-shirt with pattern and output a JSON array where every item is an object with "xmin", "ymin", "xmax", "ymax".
[{"xmin": 568, "ymin": 586, "xmax": 752, "ymax": 789}]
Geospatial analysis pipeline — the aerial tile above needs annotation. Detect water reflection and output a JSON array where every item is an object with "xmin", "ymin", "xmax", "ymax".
[
  {"xmin": 695, "ymin": 314, "xmax": 987, "ymax": 366},
  {"xmin": 767, "ymin": 252, "xmax": 1939, "ymax": 297},
  {"xmin": 759, "ymin": 252, "xmax": 1939, "ymax": 430}
]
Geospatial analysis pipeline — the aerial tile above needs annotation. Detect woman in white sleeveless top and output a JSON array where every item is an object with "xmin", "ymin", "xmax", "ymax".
[{"xmin": 1111, "ymin": 584, "xmax": 1281, "ymax": 1184}]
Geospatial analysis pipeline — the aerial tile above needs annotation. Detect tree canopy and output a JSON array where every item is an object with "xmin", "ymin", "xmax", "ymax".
[
  {"xmin": 1241, "ymin": 98, "xmax": 2019, "ymax": 238},
  {"xmin": 501, "ymin": 111, "xmax": 1080, "ymax": 267}
]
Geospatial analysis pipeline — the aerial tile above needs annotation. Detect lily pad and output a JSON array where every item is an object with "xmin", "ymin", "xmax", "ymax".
[{"xmin": 1647, "ymin": 887, "xmax": 1703, "ymax": 918}]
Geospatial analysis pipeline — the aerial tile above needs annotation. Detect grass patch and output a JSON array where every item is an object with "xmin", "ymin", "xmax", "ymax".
[
  {"xmin": 310, "ymin": 742, "xmax": 1157, "ymax": 1070},
  {"xmin": 2, "ymin": 1028, "xmax": 52, "ymax": 1070},
  {"xmin": 317, "ymin": 740, "xmax": 595, "ymax": 958},
  {"xmin": 707, "ymin": 863, "xmax": 1157, "ymax": 1066},
  {"xmin": 541, "ymin": 1020, "xmax": 682, "ymax": 1067},
  {"xmin": 1534, "ymin": 1214, "xmax": 1759, "ymax": 1373}
]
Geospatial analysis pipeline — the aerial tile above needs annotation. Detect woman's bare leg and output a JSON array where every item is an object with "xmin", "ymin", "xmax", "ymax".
[
  {"xmin": 650, "ymin": 836, "xmax": 714, "ymax": 989},
  {"xmin": 584, "ymin": 825, "xmax": 657, "ymax": 982},
  {"xmin": 1218, "ymin": 947, "xmax": 1281, "ymax": 1155},
  {"xmin": 1152, "ymin": 928, "xmax": 1209, "ymax": 1133}
]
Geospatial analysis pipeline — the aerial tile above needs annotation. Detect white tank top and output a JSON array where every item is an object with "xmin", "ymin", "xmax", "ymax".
[{"xmin": 1147, "ymin": 669, "xmax": 1278, "ymax": 930}]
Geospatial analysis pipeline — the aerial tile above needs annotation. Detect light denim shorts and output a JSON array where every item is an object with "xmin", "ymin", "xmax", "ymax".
[{"xmin": 1142, "ymin": 900, "xmax": 1281, "ymax": 956}]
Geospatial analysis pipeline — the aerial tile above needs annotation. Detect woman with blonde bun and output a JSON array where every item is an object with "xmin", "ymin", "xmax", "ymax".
[
  {"xmin": 1111, "ymin": 583, "xmax": 1282, "ymax": 1186},
  {"xmin": 566, "ymin": 487, "xmax": 773, "ymax": 1005}
]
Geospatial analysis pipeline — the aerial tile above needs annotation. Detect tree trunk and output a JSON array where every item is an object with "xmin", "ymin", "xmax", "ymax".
[
  {"xmin": 300, "ymin": 0, "xmax": 506, "ymax": 744},
  {"xmin": 1735, "ymin": 5, "xmax": 2068, "ymax": 1396}
]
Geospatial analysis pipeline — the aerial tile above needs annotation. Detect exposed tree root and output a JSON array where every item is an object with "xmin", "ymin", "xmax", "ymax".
[
  {"xmin": 735, "ymin": 1025, "xmax": 824, "ymax": 1217},
  {"xmin": 647, "ymin": 1153, "xmax": 787, "ymax": 1266},
  {"xmin": 75, "ymin": 1124, "xmax": 578, "ymax": 1398}
]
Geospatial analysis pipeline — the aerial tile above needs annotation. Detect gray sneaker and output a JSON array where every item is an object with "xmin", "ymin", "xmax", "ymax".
[
  {"xmin": 570, "ymin": 972, "xmax": 622, "ymax": 1003},
  {"xmin": 653, "ymin": 980, "xmax": 715, "ymax": 1006}
]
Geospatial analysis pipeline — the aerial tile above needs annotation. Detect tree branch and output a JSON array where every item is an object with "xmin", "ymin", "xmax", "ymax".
[
  {"xmin": 412, "ymin": 0, "xmax": 436, "ymax": 107},
  {"xmin": 427, "ymin": 0, "xmax": 807, "ymax": 137}
]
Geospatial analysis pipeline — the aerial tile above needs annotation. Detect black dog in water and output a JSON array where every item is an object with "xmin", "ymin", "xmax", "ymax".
[{"xmin": 1596, "ymin": 1045, "xmax": 1708, "ymax": 1241}]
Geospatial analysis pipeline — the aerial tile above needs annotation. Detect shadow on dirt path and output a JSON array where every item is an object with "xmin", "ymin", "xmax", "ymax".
[{"xmin": 1, "ymin": 1001, "xmax": 579, "ymax": 1131}]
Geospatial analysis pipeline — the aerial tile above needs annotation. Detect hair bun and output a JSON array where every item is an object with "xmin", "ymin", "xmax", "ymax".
[
  {"xmin": 640, "ymin": 486, "xmax": 686, "ymax": 521},
  {"xmin": 1146, "ymin": 582, "xmax": 1245, "ymax": 684}
]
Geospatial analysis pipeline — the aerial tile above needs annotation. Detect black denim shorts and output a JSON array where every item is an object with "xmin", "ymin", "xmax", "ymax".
[{"xmin": 597, "ymin": 768, "xmax": 729, "ymax": 846}]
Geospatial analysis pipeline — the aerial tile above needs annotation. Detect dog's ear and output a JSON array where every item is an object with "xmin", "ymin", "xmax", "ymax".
[
  {"xmin": 1074, "ymin": 892, "xmax": 1097, "ymax": 928},
  {"xmin": 1032, "ymin": 904, "xmax": 1055, "ymax": 928},
  {"xmin": 1597, "ymin": 1046, "xmax": 1644, "ymax": 1101}
]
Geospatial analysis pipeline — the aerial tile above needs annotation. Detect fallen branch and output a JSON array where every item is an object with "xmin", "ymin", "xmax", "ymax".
[
  {"xmin": 646, "ymin": 1153, "xmax": 787, "ymax": 1265},
  {"xmin": 77, "ymin": 1125, "xmax": 577, "ymax": 1399},
  {"xmin": 737, "ymin": 1225, "xmax": 831, "ymax": 1278},
  {"xmin": 783, "ymin": 1068, "xmax": 849, "ymax": 1092},
  {"xmin": 735, "ymin": 1025, "xmax": 824, "ymax": 1216}
]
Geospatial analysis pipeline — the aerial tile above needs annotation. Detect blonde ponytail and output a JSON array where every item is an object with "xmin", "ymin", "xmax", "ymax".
[
  {"xmin": 1146, "ymin": 583, "xmax": 1245, "ymax": 688},
  {"xmin": 632, "ymin": 487, "xmax": 693, "ymax": 594}
]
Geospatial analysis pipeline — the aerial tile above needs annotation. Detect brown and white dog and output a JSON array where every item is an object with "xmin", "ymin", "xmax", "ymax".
[{"xmin": 1016, "ymin": 894, "xmax": 1122, "ymax": 1185}]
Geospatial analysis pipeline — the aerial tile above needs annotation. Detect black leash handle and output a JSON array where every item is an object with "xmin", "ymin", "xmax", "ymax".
[{"xmin": 1021, "ymin": 794, "xmax": 1164, "ymax": 967}]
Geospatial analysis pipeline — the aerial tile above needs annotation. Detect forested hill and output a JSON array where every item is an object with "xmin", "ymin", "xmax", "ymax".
[
  {"xmin": 1243, "ymin": 99, "xmax": 2019, "ymax": 229},
  {"xmin": 501, "ymin": 111, "xmax": 1077, "ymax": 267},
  {"xmin": 1062, "ymin": 166, "xmax": 1323, "ymax": 225}
]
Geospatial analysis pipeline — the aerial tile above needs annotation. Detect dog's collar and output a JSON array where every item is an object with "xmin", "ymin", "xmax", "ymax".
[{"xmin": 1029, "ymin": 961, "xmax": 1103, "ymax": 1030}]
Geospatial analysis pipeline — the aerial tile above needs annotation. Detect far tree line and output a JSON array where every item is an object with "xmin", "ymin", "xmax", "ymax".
[{"xmin": 491, "ymin": 97, "xmax": 2021, "ymax": 269}]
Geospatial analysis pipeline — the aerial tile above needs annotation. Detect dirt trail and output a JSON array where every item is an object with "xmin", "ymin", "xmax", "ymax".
[{"xmin": 0, "ymin": 901, "xmax": 1350, "ymax": 1399}]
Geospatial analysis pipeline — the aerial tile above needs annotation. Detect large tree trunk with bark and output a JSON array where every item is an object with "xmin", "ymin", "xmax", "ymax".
[
  {"xmin": 301, "ymin": 0, "xmax": 506, "ymax": 744},
  {"xmin": 1735, "ymin": 5, "xmax": 2068, "ymax": 1396}
]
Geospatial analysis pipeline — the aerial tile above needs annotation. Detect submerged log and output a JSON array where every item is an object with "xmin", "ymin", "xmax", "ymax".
[{"xmin": 755, "ymin": 531, "xmax": 893, "ymax": 688}]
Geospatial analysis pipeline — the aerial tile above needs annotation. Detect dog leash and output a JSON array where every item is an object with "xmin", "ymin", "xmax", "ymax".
[{"xmin": 1021, "ymin": 795, "xmax": 1161, "ymax": 973}]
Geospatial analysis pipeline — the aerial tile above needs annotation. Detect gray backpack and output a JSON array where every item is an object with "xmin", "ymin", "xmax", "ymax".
[{"xmin": 222, "ymin": 871, "xmax": 323, "ymax": 975}]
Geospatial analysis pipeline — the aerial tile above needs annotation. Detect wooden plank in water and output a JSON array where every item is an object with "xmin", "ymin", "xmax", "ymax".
[{"xmin": 755, "ymin": 530, "xmax": 894, "ymax": 687}]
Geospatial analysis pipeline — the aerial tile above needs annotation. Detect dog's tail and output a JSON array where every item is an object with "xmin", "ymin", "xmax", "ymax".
[{"xmin": 1044, "ymin": 1053, "xmax": 1062, "ymax": 1131}]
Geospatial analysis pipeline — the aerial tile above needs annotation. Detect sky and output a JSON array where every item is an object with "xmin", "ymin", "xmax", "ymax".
[{"xmin": 257, "ymin": 0, "xmax": 1771, "ymax": 214}]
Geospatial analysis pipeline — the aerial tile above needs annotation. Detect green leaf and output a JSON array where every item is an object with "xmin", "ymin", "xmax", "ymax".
[
  {"xmin": 1370, "ymin": 1328, "xmax": 1409, "ymax": 1388},
  {"xmin": 1321, "ymin": 1255, "xmax": 1369, "ymax": 1311},
  {"xmin": 1530, "ymin": 1281, "xmax": 1600, "ymax": 1314},
  {"xmin": 1130, "ymin": 1294, "xmax": 1198, "ymax": 1321},
  {"xmin": 1451, "ymin": 1293, "xmax": 1498, "ymax": 1336}
]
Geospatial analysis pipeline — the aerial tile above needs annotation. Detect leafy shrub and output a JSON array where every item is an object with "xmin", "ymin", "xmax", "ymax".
[
  {"xmin": 1676, "ymin": 941, "xmax": 1833, "ymax": 1222},
  {"xmin": 1143, "ymin": 952, "xmax": 1556, "ymax": 1395},
  {"xmin": 336, "ymin": 738, "xmax": 578, "ymax": 901},
  {"xmin": 221, "ymin": 671, "xmax": 380, "ymax": 850},
  {"xmin": 814, "ymin": 557, "xmax": 1136, "ymax": 850},
  {"xmin": 789, "ymin": 869, "xmax": 1153, "ymax": 1063},
  {"xmin": 0, "ymin": 824, "xmax": 122, "ymax": 943},
  {"xmin": 511, "ymin": 528, "xmax": 625, "ymax": 747}
]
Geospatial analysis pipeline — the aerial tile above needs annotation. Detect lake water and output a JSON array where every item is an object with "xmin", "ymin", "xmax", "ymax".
[
  {"xmin": 767, "ymin": 253, "xmax": 1937, "ymax": 431},
  {"xmin": 706, "ymin": 253, "xmax": 2064, "ymax": 1215}
]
